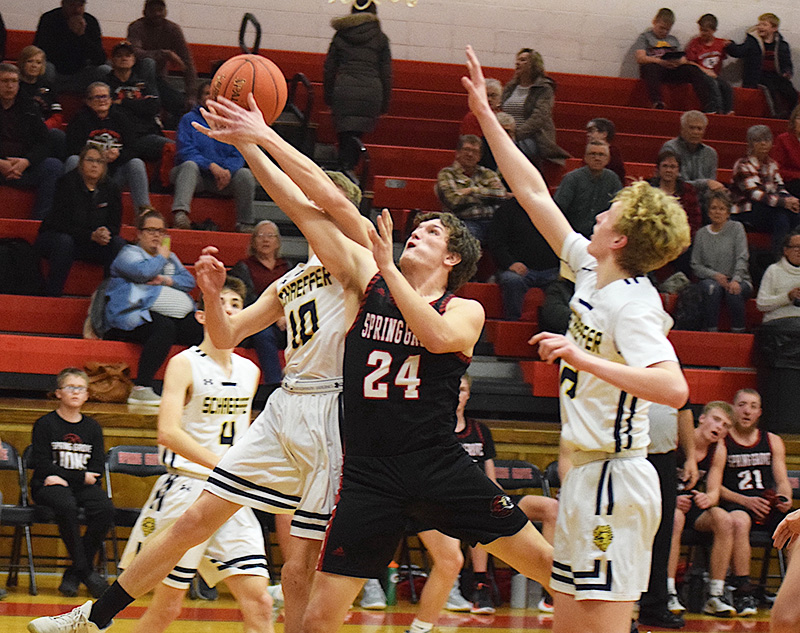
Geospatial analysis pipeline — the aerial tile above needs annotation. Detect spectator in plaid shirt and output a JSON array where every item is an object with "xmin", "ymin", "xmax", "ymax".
[
  {"xmin": 436, "ymin": 134, "xmax": 508, "ymax": 244},
  {"xmin": 731, "ymin": 124, "xmax": 800, "ymax": 254}
]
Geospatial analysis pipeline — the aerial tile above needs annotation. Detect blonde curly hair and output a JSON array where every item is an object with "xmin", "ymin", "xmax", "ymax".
[{"xmin": 611, "ymin": 181, "xmax": 691, "ymax": 276}]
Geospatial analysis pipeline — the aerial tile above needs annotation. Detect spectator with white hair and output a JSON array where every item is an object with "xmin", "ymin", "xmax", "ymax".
[{"xmin": 660, "ymin": 110, "xmax": 724, "ymax": 200}]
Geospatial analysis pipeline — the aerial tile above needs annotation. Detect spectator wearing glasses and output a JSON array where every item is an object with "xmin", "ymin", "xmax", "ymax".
[
  {"xmin": 29, "ymin": 367, "xmax": 114, "ymax": 598},
  {"xmin": 35, "ymin": 145, "xmax": 126, "ymax": 297},
  {"xmin": 104, "ymin": 209, "xmax": 202, "ymax": 405}
]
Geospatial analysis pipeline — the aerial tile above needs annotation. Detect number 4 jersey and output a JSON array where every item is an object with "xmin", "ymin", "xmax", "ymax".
[
  {"xmin": 343, "ymin": 273, "xmax": 469, "ymax": 457},
  {"xmin": 160, "ymin": 346, "xmax": 260, "ymax": 479}
]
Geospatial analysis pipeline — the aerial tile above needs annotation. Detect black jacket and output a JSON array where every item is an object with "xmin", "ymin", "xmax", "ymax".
[
  {"xmin": 323, "ymin": 13, "xmax": 392, "ymax": 133},
  {"xmin": 0, "ymin": 96, "xmax": 50, "ymax": 167},
  {"xmin": 727, "ymin": 30, "xmax": 793, "ymax": 88},
  {"xmin": 105, "ymin": 70, "xmax": 162, "ymax": 137},
  {"xmin": 34, "ymin": 7, "xmax": 106, "ymax": 75},
  {"xmin": 488, "ymin": 198, "xmax": 559, "ymax": 272},
  {"xmin": 66, "ymin": 105, "xmax": 139, "ymax": 170},
  {"xmin": 40, "ymin": 168, "xmax": 122, "ymax": 247}
]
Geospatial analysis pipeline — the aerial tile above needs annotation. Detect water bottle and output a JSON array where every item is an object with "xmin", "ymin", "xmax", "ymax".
[
  {"xmin": 385, "ymin": 561, "xmax": 399, "ymax": 606},
  {"xmin": 510, "ymin": 573, "xmax": 527, "ymax": 608}
]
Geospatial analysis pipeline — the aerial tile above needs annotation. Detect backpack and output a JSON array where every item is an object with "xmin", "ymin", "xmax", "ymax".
[
  {"xmin": 672, "ymin": 283, "xmax": 705, "ymax": 331},
  {"xmin": 0, "ymin": 238, "xmax": 43, "ymax": 295}
]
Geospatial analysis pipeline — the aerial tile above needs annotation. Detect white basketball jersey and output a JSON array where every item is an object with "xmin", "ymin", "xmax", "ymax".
[
  {"xmin": 558, "ymin": 232, "xmax": 678, "ymax": 454},
  {"xmin": 160, "ymin": 346, "xmax": 259, "ymax": 479},
  {"xmin": 276, "ymin": 255, "xmax": 346, "ymax": 382}
]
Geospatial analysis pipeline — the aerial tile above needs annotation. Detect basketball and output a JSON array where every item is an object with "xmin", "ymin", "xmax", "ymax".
[{"xmin": 210, "ymin": 54, "xmax": 288, "ymax": 125}]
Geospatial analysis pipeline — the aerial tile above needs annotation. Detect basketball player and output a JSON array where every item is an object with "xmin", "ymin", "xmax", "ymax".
[
  {"xmin": 463, "ymin": 46, "xmax": 690, "ymax": 633},
  {"xmin": 123, "ymin": 276, "xmax": 271, "ymax": 633},
  {"xmin": 27, "ymin": 177, "xmax": 358, "ymax": 633},
  {"xmin": 719, "ymin": 388, "xmax": 792, "ymax": 616},
  {"xmin": 183, "ymin": 93, "xmax": 554, "ymax": 633}
]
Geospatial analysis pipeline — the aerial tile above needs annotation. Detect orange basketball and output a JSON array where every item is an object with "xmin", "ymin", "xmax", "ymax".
[{"xmin": 210, "ymin": 54, "xmax": 288, "ymax": 125}]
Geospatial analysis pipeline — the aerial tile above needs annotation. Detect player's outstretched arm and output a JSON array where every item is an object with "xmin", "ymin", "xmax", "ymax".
[
  {"xmin": 462, "ymin": 45, "xmax": 572, "ymax": 256},
  {"xmin": 531, "ymin": 330, "xmax": 689, "ymax": 408},
  {"xmin": 195, "ymin": 246, "xmax": 285, "ymax": 350},
  {"xmin": 196, "ymin": 95, "xmax": 372, "ymax": 249},
  {"xmin": 157, "ymin": 354, "xmax": 224, "ymax": 470},
  {"xmin": 370, "ymin": 210, "xmax": 484, "ymax": 355}
]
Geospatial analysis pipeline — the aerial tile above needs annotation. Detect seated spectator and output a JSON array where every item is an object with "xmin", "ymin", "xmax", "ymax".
[
  {"xmin": 479, "ymin": 111, "xmax": 517, "ymax": 173},
  {"xmin": 691, "ymin": 190, "xmax": 752, "ymax": 332},
  {"xmin": 719, "ymin": 388, "xmax": 793, "ymax": 616},
  {"xmin": 127, "ymin": 0, "xmax": 197, "ymax": 121},
  {"xmin": 17, "ymin": 46, "xmax": 66, "ymax": 160},
  {"xmin": 33, "ymin": 0, "xmax": 108, "ymax": 94},
  {"xmin": 436, "ymin": 134, "xmax": 507, "ymax": 244},
  {"xmin": 634, "ymin": 7, "xmax": 714, "ymax": 112},
  {"xmin": 585, "ymin": 117, "xmax": 625, "ymax": 183},
  {"xmin": 65, "ymin": 81, "xmax": 151, "ymax": 212},
  {"xmin": 35, "ymin": 145, "xmax": 126, "ymax": 297},
  {"xmin": 500, "ymin": 48, "xmax": 569, "ymax": 166},
  {"xmin": 756, "ymin": 227, "xmax": 800, "ymax": 323},
  {"xmin": 29, "ymin": 367, "xmax": 114, "ymax": 598},
  {"xmin": 105, "ymin": 40, "xmax": 169, "ymax": 162},
  {"xmin": 648, "ymin": 149, "xmax": 702, "ymax": 236},
  {"xmin": 730, "ymin": 124, "xmax": 799, "ymax": 254},
  {"xmin": 660, "ymin": 110, "xmax": 725, "ymax": 212},
  {"xmin": 488, "ymin": 197, "xmax": 558, "ymax": 321},
  {"xmin": 553, "ymin": 140, "xmax": 622, "ymax": 238},
  {"xmin": 726, "ymin": 13, "xmax": 798, "ymax": 119},
  {"xmin": 104, "ymin": 209, "xmax": 203, "ymax": 405},
  {"xmin": 685, "ymin": 14, "xmax": 734, "ymax": 115},
  {"xmin": 229, "ymin": 221, "xmax": 289, "ymax": 385},
  {"xmin": 170, "ymin": 81, "xmax": 257, "ymax": 232},
  {"xmin": 538, "ymin": 278, "xmax": 574, "ymax": 335},
  {"xmin": 667, "ymin": 401, "xmax": 736, "ymax": 617},
  {"xmin": 0, "ymin": 63, "xmax": 64, "ymax": 220},
  {"xmin": 772, "ymin": 104, "xmax": 800, "ymax": 198},
  {"xmin": 460, "ymin": 78, "xmax": 502, "ymax": 137}
]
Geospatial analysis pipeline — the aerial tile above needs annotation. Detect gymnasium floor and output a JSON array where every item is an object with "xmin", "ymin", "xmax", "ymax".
[{"xmin": 0, "ymin": 575, "xmax": 773, "ymax": 633}]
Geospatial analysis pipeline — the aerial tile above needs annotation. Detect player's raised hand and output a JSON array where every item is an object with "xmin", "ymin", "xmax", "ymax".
[
  {"xmin": 194, "ymin": 246, "xmax": 227, "ymax": 295},
  {"xmin": 773, "ymin": 509, "xmax": 800, "ymax": 549},
  {"xmin": 462, "ymin": 46, "xmax": 492, "ymax": 118},
  {"xmin": 369, "ymin": 209, "xmax": 396, "ymax": 273},
  {"xmin": 193, "ymin": 94, "xmax": 270, "ymax": 147}
]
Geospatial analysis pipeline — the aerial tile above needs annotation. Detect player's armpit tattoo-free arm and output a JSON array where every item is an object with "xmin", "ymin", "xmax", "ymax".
[
  {"xmin": 677, "ymin": 407, "xmax": 699, "ymax": 490},
  {"xmin": 157, "ymin": 355, "xmax": 223, "ymax": 470},
  {"xmin": 704, "ymin": 440, "xmax": 727, "ymax": 506}
]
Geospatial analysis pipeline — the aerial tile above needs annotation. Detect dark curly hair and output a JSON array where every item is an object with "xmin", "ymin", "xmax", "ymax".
[{"xmin": 411, "ymin": 212, "xmax": 480, "ymax": 292}]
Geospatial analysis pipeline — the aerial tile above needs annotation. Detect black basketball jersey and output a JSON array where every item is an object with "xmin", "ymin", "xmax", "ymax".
[
  {"xmin": 456, "ymin": 418, "xmax": 496, "ymax": 471},
  {"xmin": 343, "ymin": 274, "xmax": 470, "ymax": 457},
  {"xmin": 722, "ymin": 430, "xmax": 775, "ymax": 497},
  {"xmin": 677, "ymin": 441, "xmax": 716, "ymax": 493}
]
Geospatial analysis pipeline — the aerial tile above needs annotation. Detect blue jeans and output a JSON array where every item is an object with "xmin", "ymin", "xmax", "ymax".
[
  {"xmin": 497, "ymin": 267, "xmax": 560, "ymax": 320},
  {"xmin": 462, "ymin": 218, "xmax": 493, "ymax": 245},
  {"xmin": 699, "ymin": 278, "xmax": 753, "ymax": 332},
  {"xmin": 1, "ymin": 157, "xmax": 64, "ymax": 220},
  {"xmin": 241, "ymin": 325, "xmax": 284, "ymax": 384},
  {"xmin": 35, "ymin": 232, "xmax": 127, "ymax": 297},
  {"xmin": 66, "ymin": 155, "xmax": 151, "ymax": 210}
]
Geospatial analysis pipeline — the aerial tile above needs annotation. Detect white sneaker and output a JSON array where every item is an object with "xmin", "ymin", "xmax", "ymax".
[
  {"xmin": 667, "ymin": 593, "xmax": 685, "ymax": 614},
  {"xmin": 537, "ymin": 596, "xmax": 554, "ymax": 613},
  {"xmin": 360, "ymin": 579, "xmax": 387, "ymax": 610},
  {"xmin": 28, "ymin": 601, "xmax": 107, "ymax": 633},
  {"xmin": 127, "ymin": 386, "xmax": 161, "ymax": 406},
  {"xmin": 703, "ymin": 595, "xmax": 736, "ymax": 617},
  {"xmin": 445, "ymin": 580, "xmax": 472, "ymax": 611},
  {"xmin": 267, "ymin": 583, "xmax": 284, "ymax": 618}
]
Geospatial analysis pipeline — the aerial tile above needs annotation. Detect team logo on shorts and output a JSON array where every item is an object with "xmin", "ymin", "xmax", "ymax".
[
  {"xmin": 490, "ymin": 494, "xmax": 515, "ymax": 518},
  {"xmin": 142, "ymin": 517, "xmax": 157, "ymax": 537},
  {"xmin": 593, "ymin": 525, "xmax": 613, "ymax": 552}
]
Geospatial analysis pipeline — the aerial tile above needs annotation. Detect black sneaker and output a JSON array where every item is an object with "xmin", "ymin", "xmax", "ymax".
[
  {"xmin": 471, "ymin": 583, "xmax": 495, "ymax": 615},
  {"xmin": 190, "ymin": 574, "xmax": 218, "ymax": 601},
  {"xmin": 58, "ymin": 568, "xmax": 81, "ymax": 597},
  {"xmin": 733, "ymin": 592, "xmax": 757, "ymax": 617},
  {"xmin": 84, "ymin": 571, "xmax": 109, "ymax": 599},
  {"xmin": 638, "ymin": 607, "xmax": 685, "ymax": 629}
]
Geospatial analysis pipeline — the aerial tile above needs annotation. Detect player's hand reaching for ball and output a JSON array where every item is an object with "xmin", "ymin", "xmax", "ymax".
[
  {"xmin": 194, "ymin": 94, "xmax": 271, "ymax": 148},
  {"xmin": 369, "ymin": 209, "xmax": 397, "ymax": 275},
  {"xmin": 195, "ymin": 246, "xmax": 227, "ymax": 297}
]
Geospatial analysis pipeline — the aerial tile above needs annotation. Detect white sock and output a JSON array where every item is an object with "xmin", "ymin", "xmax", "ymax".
[
  {"xmin": 408, "ymin": 619, "xmax": 433, "ymax": 633},
  {"xmin": 709, "ymin": 579, "xmax": 725, "ymax": 596},
  {"xmin": 667, "ymin": 577, "xmax": 676, "ymax": 594}
]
